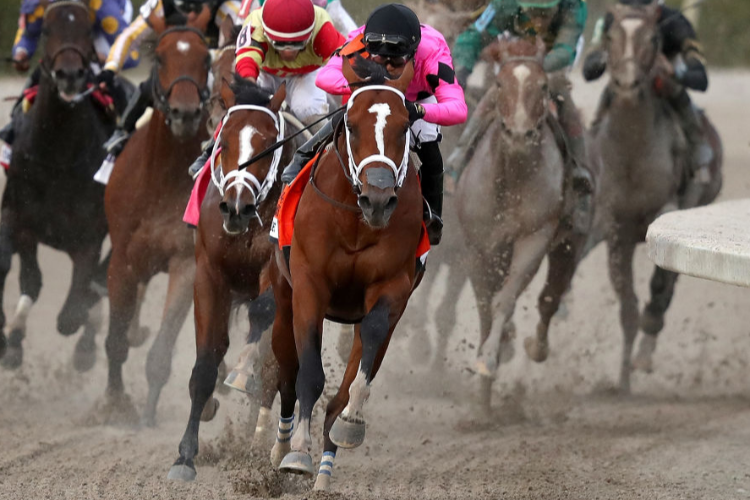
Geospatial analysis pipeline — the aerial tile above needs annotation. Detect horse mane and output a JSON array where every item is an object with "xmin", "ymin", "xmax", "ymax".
[
  {"xmin": 231, "ymin": 75, "xmax": 273, "ymax": 106},
  {"xmin": 348, "ymin": 54, "xmax": 398, "ymax": 88},
  {"xmin": 501, "ymin": 34, "xmax": 540, "ymax": 58}
]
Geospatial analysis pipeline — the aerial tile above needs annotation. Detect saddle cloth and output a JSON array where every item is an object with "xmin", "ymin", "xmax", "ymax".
[
  {"xmin": 269, "ymin": 155, "xmax": 431, "ymax": 273},
  {"xmin": 183, "ymin": 146, "xmax": 222, "ymax": 227}
]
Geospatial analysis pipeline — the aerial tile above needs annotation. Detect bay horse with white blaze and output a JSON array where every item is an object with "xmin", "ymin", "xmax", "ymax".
[
  {"xmin": 168, "ymin": 77, "xmax": 304, "ymax": 482},
  {"xmin": 103, "ymin": 24, "xmax": 210, "ymax": 425},
  {"xmin": 0, "ymin": 0, "xmax": 114, "ymax": 371},
  {"xmin": 267, "ymin": 57, "xmax": 425, "ymax": 491},
  {"xmin": 456, "ymin": 36, "xmax": 587, "ymax": 411}
]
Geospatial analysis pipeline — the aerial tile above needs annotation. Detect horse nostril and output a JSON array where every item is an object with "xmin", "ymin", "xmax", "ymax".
[
  {"xmin": 525, "ymin": 130, "xmax": 536, "ymax": 140},
  {"xmin": 76, "ymin": 68, "xmax": 85, "ymax": 79},
  {"xmin": 240, "ymin": 204, "xmax": 256, "ymax": 217},
  {"xmin": 385, "ymin": 196, "xmax": 398, "ymax": 213},
  {"xmin": 358, "ymin": 195, "xmax": 372, "ymax": 210},
  {"xmin": 219, "ymin": 201, "xmax": 230, "ymax": 216}
]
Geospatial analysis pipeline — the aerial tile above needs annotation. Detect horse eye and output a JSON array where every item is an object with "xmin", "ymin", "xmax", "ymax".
[{"xmin": 541, "ymin": 83, "xmax": 549, "ymax": 93}]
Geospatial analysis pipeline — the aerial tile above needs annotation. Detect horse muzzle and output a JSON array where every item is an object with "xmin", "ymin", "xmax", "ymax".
[
  {"xmin": 53, "ymin": 67, "xmax": 88, "ymax": 103},
  {"xmin": 219, "ymin": 199, "xmax": 259, "ymax": 235},
  {"xmin": 167, "ymin": 105, "xmax": 204, "ymax": 139},
  {"xmin": 358, "ymin": 167, "xmax": 399, "ymax": 228}
]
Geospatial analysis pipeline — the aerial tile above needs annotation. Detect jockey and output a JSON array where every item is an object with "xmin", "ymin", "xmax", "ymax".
[
  {"xmin": 239, "ymin": 0, "xmax": 356, "ymax": 34},
  {"xmin": 279, "ymin": 3, "xmax": 468, "ymax": 246},
  {"xmin": 186, "ymin": 0, "xmax": 345, "ymax": 175},
  {"xmin": 448, "ymin": 0, "xmax": 593, "ymax": 234},
  {"xmin": 0, "ymin": 0, "xmax": 136, "ymax": 164},
  {"xmin": 583, "ymin": 0, "xmax": 712, "ymax": 204},
  {"xmin": 101, "ymin": 0, "xmax": 242, "ymax": 158}
]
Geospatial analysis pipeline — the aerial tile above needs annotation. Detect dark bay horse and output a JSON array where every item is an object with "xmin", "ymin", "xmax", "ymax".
[
  {"xmin": 267, "ymin": 57, "xmax": 424, "ymax": 491},
  {"xmin": 168, "ymin": 77, "xmax": 303, "ymax": 482},
  {"xmin": 586, "ymin": 3, "xmax": 722, "ymax": 391},
  {"xmin": 103, "ymin": 25, "xmax": 210, "ymax": 425},
  {"xmin": 0, "ymin": 0, "xmax": 114, "ymax": 370},
  {"xmin": 456, "ymin": 36, "xmax": 586, "ymax": 411}
]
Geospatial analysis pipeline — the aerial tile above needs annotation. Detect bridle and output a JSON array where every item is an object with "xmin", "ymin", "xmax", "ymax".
[
  {"xmin": 339, "ymin": 85, "xmax": 411, "ymax": 192},
  {"xmin": 496, "ymin": 54, "xmax": 549, "ymax": 133},
  {"xmin": 607, "ymin": 14, "xmax": 662, "ymax": 90},
  {"xmin": 39, "ymin": 1, "xmax": 97, "ymax": 90},
  {"xmin": 210, "ymin": 104, "xmax": 285, "ymax": 207},
  {"xmin": 151, "ymin": 27, "xmax": 211, "ymax": 120}
]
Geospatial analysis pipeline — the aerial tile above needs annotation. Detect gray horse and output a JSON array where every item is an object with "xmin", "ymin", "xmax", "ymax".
[
  {"xmin": 456, "ymin": 36, "xmax": 585, "ymax": 411},
  {"xmin": 585, "ymin": 3, "xmax": 722, "ymax": 392}
]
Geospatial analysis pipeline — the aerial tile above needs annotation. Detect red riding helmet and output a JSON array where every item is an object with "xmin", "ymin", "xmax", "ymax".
[{"xmin": 261, "ymin": 0, "xmax": 316, "ymax": 43}]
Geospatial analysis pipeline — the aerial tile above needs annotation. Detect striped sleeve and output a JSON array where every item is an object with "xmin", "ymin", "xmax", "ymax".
[
  {"xmin": 104, "ymin": 15, "xmax": 152, "ymax": 72},
  {"xmin": 235, "ymin": 18, "xmax": 266, "ymax": 79},
  {"xmin": 216, "ymin": 0, "xmax": 241, "ymax": 26}
]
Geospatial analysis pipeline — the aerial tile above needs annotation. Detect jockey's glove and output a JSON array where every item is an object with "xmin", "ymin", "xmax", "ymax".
[
  {"xmin": 405, "ymin": 101, "xmax": 425, "ymax": 124},
  {"xmin": 96, "ymin": 69, "xmax": 116, "ymax": 90}
]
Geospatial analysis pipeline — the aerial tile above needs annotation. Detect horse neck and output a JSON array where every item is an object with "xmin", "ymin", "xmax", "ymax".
[
  {"xmin": 601, "ymin": 84, "xmax": 663, "ymax": 151},
  {"xmin": 494, "ymin": 124, "xmax": 548, "ymax": 183}
]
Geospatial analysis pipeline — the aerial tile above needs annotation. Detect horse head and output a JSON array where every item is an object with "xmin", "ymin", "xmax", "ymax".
[
  {"xmin": 341, "ymin": 55, "xmax": 414, "ymax": 228},
  {"xmin": 604, "ymin": 3, "xmax": 661, "ymax": 97},
  {"xmin": 213, "ymin": 77, "xmax": 286, "ymax": 235},
  {"xmin": 151, "ymin": 26, "xmax": 211, "ymax": 138},
  {"xmin": 41, "ymin": 0, "xmax": 97, "ymax": 102},
  {"xmin": 485, "ymin": 35, "xmax": 548, "ymax": 145}
]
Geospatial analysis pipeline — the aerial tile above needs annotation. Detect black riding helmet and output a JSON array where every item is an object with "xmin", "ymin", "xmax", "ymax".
[{"xmin": 364, "ymin": 3, "xmax": 422, "ymax": 59}]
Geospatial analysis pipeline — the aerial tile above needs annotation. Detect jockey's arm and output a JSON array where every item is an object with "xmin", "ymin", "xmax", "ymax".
[
  {"xmin": 582, "ymin": 15, "xmax": 609, "ymax": 82},
  {"xmin": 103, "ymin": 13, "xmax": 154, "ymax": 73},
  {"xmin": 11, "ymin": 3, "xmax": 46, "ymax": 66},
  {"xmin": 452, "ymin": 0, "xmax": 504, "ymax": 78},
  {"xmin": 234, "ymin": 19, "xmax": 268, "ymax": 79},
  {"xmin": 215, "ymin": 0, "xmax": 241, "ymax": 28},
  {"xmin": 543, "ymin": 0, "xmax": 587, "ymax": 73},
  {"xmin": 421, "ymin": 34, "xmax": 468, "ymax": 127},
  {"xmin": 93, "ymin": 0, "xmax": 138, "ymax": 68},
  {"xmin": 315, "ymin": 53, "xmax": 348, "ymax": 95},
  {"xmin": 661, "ymin": 9, "xmax": 708, "ymax": 92}
]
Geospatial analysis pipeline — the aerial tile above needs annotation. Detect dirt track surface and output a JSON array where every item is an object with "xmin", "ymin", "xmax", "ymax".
[{"xmin": 1, "ymin": 72, "xmax": 750, "ymax": 500}]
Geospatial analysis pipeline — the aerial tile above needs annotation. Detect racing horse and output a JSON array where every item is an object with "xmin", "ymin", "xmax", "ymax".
[
  {"xmin": 267, "ymin": 56, "xmax": 425, "ymax": 491},
  {"xmin": 168, "ymin": 77, "xmax": 305, "ymax": 482},
  {"xmin": 0, "ymin": 0, "xmax": 114, "ymax": 370},
  {"xmin": 586, "ymin": 3, "xmax": 722, "ymax": 391},
  {"xmin": 456, "ymin": 36, "xmax": 587, "ymax": 411},
  {"xmin": 102, "ymin": 23, "xmax": 211, "ymax": 425}
]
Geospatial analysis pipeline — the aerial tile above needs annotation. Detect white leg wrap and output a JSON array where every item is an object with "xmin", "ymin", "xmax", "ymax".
[
  {"xmin": 314, "ymin": 451, "xmax": 335, "ymax": 490},
  {"xmin": 6, "ymin": 295, "xmax": 33, "ymax": 333}
]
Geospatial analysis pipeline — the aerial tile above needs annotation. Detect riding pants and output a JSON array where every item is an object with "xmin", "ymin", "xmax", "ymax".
[{"xmin": 257, "ymin": 70, "xmax": 329, "ymax": 125}]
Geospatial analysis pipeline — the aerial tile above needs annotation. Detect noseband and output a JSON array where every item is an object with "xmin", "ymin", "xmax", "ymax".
[
  {"xmin": 211, "ymin": 105, "xmax": 285, "ymax": 206},
  {"xmin": 341, "ymin": 85, "xmax": 411, "ymax": 191},
  {"xmin": 152, "ymin": 27, "xmax": 211, "ymax": 119}
]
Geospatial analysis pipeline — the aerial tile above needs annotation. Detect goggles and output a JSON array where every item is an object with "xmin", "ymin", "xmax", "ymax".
[
  {"xmin": 370, "ymin": 53, "xmax": 411, "ymax": 68},
  {"xmin": 269, "ymin": 38, "xmax": 308, "ymax": 52},
  {"xmin": 174, "ymin": 0, "xmax": 205, "ymax": 15},
  {"xmin": 364, "ymin": 32, "xmax": 413, "ymax": 58}
]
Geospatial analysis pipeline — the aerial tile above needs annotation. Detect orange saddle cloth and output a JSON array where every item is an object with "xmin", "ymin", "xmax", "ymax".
[{"xmin": 269, "ymin": 156, "xmax": 431, "ymax": 273}]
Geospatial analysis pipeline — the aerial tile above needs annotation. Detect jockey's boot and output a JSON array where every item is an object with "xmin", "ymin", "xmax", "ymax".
[
  {"xmin": 280, "ymin": 117, "xmax": 334, "ymax": 184},
  {"xmin": 188, "ymin": 139, "xmax": 215, "ymax": 178},
  {"xmin": 444, "ymin": 85, "xmax": 499, "ymax": 189},
  {"xmin": 569, "ymin": 135, "xmax": 594, "ymax": 235},
  {"xmin": 669, "ymin": 89, "xmax": 713, "ymax": 209},
  {"xmin": 417, "ymin": 141, "xmax": 444, "ymax": 245},
  {"xmin": 103, "ymin": 80, "xmax": 151, "ymax": 157}
]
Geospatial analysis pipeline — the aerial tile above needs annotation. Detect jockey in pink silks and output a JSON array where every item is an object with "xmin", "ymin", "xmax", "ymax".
[{"xmin": 280, "ymin": 3, "xmax": 467, "ymax": 245}]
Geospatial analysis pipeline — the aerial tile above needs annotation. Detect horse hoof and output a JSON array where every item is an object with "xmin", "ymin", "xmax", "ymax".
[
  {"xmin": 223, "ymin": 370, "xmax": 260, "ymax": 396},
  {"xmin": 1, "ymin": 346, "xmax": 22, "ymax": 370},
  {"xmin": 314, "ymin": 472, "xmax": 331, "ymax": 491},
  {"xmin": 73, "ymin": 337, "xmax": 97, "ymax": 373},
  {"xmin": 279, "ymin": 451, "xmax": 314, "ymax": 476},
  {"xmin": 632, "ymin": 335, "xmax": 657, "ymax": 373},
  {"xmin": 475, "ymin": 357, "xmax": 497, "ymax": 378},
  {"xmin": 523, "ymin": 337, "xmax": 548, "ymax": 363},
  {"xmin": 270, "ymin": 441, "xmax": 291, "ymax": 468},
  {"xmin": 167, "ymin": 463, "xmax": 197, "ymax": 482},
  {"xmin": 329, "ymin": 416, "xmax": 366, "ymax": 449},
  {"xmin": 127, "ymin": 326, "xmax": 151, "ymax": 348},
  {"xmin": 639, "ymin": 311, "xmax": 664, "ymax": 336},
  {"xmin": 200, "ymin": 397, "xmax": 220, "ymax": 422}
]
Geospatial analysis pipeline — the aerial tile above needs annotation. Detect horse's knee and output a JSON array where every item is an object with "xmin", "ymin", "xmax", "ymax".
[
  {"xmin": 295, "ymin": 330, "xmax": 325, "ymax": 406},
  {"xmin": 360, "ymin": 300, "xmax": 390, "ymax": 367},
  {"xmin": 105, "ymin": 328, "xmax": 130, "ymax": 365},
  {"xmin": 189, "ymin": 356, "xmax": 219, "ymax": 403}
]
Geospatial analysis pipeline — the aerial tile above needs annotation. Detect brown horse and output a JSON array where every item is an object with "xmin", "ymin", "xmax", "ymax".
[
  {"xmin": 0, "ymin": 0, "xmax": 114, "ymax": 371},
  {"xmin": 586, "ymin": 3, "xmax": 722, "ymax": 391},
  {"xmin": 456, "ymin": 36, "xmax": 586, "ymax": 411},
  {"xmin": 168, "ymin": 77, "xmax": 304, "ymax": 481},
  {"xmin": 207, "ymin": 16, "xmax": 240, "ymax": 133},
  {"xmin": 102, "ymin": 25, "xmax": 210, "ymax": 425},
  {"xmin": 266, "ymin": 57, "xmax": 424, "ymax": 491}
]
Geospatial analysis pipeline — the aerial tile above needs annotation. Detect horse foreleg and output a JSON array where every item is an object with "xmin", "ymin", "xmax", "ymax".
[
  {"xmin": 634, "ymin": 266, "xmax": 679, "ymax": 373},
  {"xmin": 224, "ymin": 287, "xmax": 276, "ymax": 395},
  {"xmin": 279, "ymin": 275, "xmax": 329, "ymax": 476},
  {"xmin": 143, "ymin": 258, "xmax": 195, "ymax": 427},
  {"xmin": 2, "ymin": 233, "xmax": 41, "ymax": 370},
  {"xmin": 404, "ymin": 264, "xmax": 438, "ymax": 364},
  {"xmin": 607, "ymin": 237, "xmax": 639, "ymax": 393},
  {"xmin": 125, "ymin": 282, "xmax": 151, "ymax": 348},
  {"xmin": 0, "ymin": 217, "xmax": 14, "ymax": 361},
  {"xmin": 58, "ymin": 246, "xmax": 101, "ymax": 336},
  {"xmin": 432, "ymin": 263, "xmax": 466, "ymax": 369},
  {"xmin": 477, "ymin": 226, "xmax": 554, "ymax": 378},
  {"xmin": 269, "ymin": 262, "xmax": 299, "ymax": 469},
  {"xmin": 253, "ymin": 345, "xmax": 280, "ymax": 448},
  {"xmin": 168, "ymin": 259, "xmax": 230, "ymax": 482},
  {"xmin": 527, "ymin": 234, "xmax": 586, "ymax": 363}
]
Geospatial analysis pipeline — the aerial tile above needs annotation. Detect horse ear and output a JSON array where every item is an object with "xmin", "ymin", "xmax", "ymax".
[
  {"xmin": 187, "ymin": 4, "xmax": 212, "ymax": 33},
  {"xmin": 149, "ymin": 12, "xmax": 167, "ymax": 35},
  {"xmin": 341, "ymin": 55, "xmax": 362, "ymax": 86},
  {"xmin": 389, "ymin": 59, "xmax": 414, "ymax": 94},
  {"xmin": 269, "ymin": 82, "xmax": 286, "ymax": 112},
  {"xmin": 220, "ymin": 78, "xmax": 235, "ymax": 109},
  {"xmin": 218, "ymin": 15, "xmax": 236, "ymax": 48}
]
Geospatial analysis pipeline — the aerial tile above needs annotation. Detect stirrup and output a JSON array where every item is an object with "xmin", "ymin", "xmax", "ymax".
[{"xmin": 103, "ymin": 130, "xmax": 130, "ymax": 155}]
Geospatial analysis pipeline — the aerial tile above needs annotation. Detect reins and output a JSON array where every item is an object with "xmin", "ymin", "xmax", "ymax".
[{"xmin": 309, "ymin": 118, "xmax": 360, "ymax": 212}]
